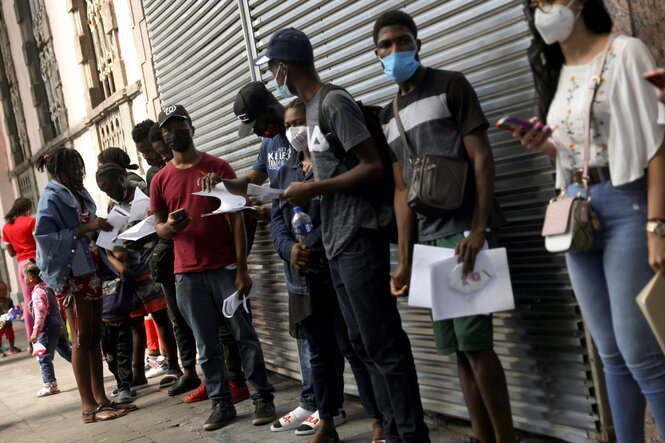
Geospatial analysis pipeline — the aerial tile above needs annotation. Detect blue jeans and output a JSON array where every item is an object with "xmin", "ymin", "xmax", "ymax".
[
  {"xmin": 328, "ymin": 229, "xmax": 429, "ymax": 443},
  {"xmin": 175, "ymin": 267, "xmax": 274, "ymax": 406},
  {"xmin": 566, "ymin": 177, "xmax": 665, "ymax": 442},
  {"xmin": 298, "ymin": 274, "xmax": 380, "ymax": 419},
  {"xmin": 298, "ymin": 337, "xmax": 317, "ymax": 411},
  {"xmin": 38, "ymin": 323, "xmax": 72, "ymax": 383}
]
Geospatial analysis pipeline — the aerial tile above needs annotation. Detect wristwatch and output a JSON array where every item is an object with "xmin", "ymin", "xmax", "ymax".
[{"xmin": 646, "ymin": 220, "xmax": 665, "ymax": 236}]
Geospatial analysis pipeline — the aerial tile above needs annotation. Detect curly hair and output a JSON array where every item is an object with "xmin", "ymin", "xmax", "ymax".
[
  {"xmin": 148, "ymin": 123, "xmax": 163, "ymax": 143},
  {"xmin": 132, "ymin": 119, "xmax": 156, "ymax": 143},
  {"xmin": 23, "ymin": 260, "xmax": 40, "ymax": 280},
  {"xmin": 372, "ymin": 10, "xmax": 418, "ymax": 44}
]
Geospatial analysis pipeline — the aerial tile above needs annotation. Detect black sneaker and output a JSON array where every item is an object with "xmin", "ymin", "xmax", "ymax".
[
  {"xmin": 159, "ymin": 368, "xmax": 183, "ymax": 388},
  {"xmin": 131, "ymin": 374, "xmax": 149, "ymax": 389},
  {"xmin": 167, "ymin": 375, "xmax": 201, "ymax": 396},
  {"xmin": 252, "ymin": 397, "xmax": 276, "ymax": 425},
  {"xmin": 203, "ymin": 402, "xmax": 236, "ymax": 431}
]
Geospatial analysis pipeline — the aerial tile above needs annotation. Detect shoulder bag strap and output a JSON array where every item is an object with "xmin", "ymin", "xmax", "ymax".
[
  {"xmin": 392, "ymin": 95, "xmax": 414, "ymax": 165},
  {"xmin": 582, "ymin": 33, "xmax": 618, "ymax": 182}
]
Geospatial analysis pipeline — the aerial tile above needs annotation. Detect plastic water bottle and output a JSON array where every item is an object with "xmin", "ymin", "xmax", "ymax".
[{"xmin": 292, "ymin": 206, "xmax": 313, "ymax": 243}]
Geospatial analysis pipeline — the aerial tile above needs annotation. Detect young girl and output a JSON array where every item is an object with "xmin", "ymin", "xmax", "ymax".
[
  {"xmin": 0, "ymin": 280, "xmax": 20, "ymax": 355},
  {"xmin": 23, "ymin": 261, "xmax": 72, "ymax": 397},
  {"xmin": 35, "ymin": 148, "xmax": 136, "ymax": 422},
  {"xmin": 519, "ymin": 1, "xmax": 665, "ymax": 440}
]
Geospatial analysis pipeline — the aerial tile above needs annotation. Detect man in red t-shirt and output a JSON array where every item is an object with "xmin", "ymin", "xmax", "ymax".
[{"xmin": 150, "ymin": 105, "xmax": 275, "ymax": 431}]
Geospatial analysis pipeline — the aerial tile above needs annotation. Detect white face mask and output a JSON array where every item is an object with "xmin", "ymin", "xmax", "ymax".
[
  {"xmin": 286, "ymin": 126, "xmax": 308, "ymax": 152},
  {"xmin": 534, "ymin": 0, "xmax": 580, "ymax": 45}
]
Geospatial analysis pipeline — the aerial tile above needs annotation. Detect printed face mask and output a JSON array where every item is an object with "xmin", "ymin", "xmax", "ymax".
[
  {"xmin": 286, "ymin": 126, "xmax": 308, "ymax": 152},
  {"xmin": 380, "ymin": 50, "xmax": 421, "ymax": 82},
  {"xmin": 273, "ymin": 64, "xmax": 295, "ymax": 99},
  {"xmin": 165, "ymin": 129, "xmax": 193, "ymax": 152},
  {"xmin": 534, "ymin": 0, "xmax": 579, "ymax": 45}
]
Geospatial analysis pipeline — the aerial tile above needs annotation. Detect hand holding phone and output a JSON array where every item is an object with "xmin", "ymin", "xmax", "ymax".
[
  {"xmin": 496, "ymin": 115, "xmax": 535, "ymax": 137},
  {"xmin": 644, "ymin": 69, "xmax": 665, "ymax": 90},
  {"xmin": 168, "ymin": 208, "xmax": 191, "ymax": 234}
]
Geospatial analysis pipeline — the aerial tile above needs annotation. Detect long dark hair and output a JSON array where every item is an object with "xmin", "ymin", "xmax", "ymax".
[
  {"xmin": 4, "ymin": 197, "xmax": 32, "ymax": 224},
  {"xmin": 524, "ymin": 0, "xmax": 613, "ymax": 119}
]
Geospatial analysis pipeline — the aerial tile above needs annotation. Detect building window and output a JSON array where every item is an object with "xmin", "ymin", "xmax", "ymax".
[{"xmin": 0, "ymin": 13, "xmax": 29, "ymax": 166}]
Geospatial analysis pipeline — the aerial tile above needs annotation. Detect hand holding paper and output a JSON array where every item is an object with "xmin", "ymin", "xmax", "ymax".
[
  {"xmin": 222, "ymin": 277, "xmax": 257, "ymax": 318},
  {"xmin": 192, "ymin": 183, "xmax": 248, "ymax": 216},
  {"xmin": 96, "ymin": 206, "xmax": 130, "ymax": 250}
]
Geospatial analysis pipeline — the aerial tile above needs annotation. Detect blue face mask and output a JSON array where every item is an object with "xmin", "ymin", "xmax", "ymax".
[
  {"xmin": 380, "ymin": 50, "xmax": 421, "ymax": 82},
  {"xmin": 273, "ymin": 64, "xmax": 295, "ymax": 99}
]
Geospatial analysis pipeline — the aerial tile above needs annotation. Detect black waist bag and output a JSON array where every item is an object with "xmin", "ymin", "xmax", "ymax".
[
  {"xmin": 149, "ymin": 240, "xmax": 175, "ymax": 284},
  {"xmin": 407, "ymin": 155, "xmax": 468, "ymax": 218}
]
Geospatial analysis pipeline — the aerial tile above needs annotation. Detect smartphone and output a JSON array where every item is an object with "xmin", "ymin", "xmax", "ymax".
[
  {"xmin": 644, "ymin": 68, "xmax": 665, "ymax": 89},
  {"xmin": 169, "ymin": 208, "xmax": 189, "ymax": 221},
  {"xmin": 496, "ymin": 115, "xmax": 535, "ymax": 135}
]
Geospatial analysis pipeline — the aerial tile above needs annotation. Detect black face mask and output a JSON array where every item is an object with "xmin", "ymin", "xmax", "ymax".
[{"xmin": 165, "ymin": 129, "xmax": 193, "ymax": 152}]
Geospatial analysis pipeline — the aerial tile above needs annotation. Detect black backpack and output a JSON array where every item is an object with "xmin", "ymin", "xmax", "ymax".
[{"xmin": 317, "ymin": 83, "xmax": 397, "ymax": 244}]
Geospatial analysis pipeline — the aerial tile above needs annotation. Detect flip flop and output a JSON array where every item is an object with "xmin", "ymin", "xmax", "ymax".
[
  {"xmin": 99, "ymin": 400, "xmax": 139, "ymax": 413},
  {"xmin": 371, "ymin": 420, "xmax": 385, "ymax": 443},
  {"xmin": 81, "ymin": 406, "xmax": 126, "ymax": 423}
]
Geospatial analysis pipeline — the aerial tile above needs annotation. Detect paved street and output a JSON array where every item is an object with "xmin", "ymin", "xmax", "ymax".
[{"xmin": 0, "ymin": 323, "xmax": 558, "ymax": 443}]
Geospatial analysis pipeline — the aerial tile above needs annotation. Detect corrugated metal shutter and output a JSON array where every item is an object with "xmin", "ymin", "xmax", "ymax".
[
  {"xmin": 143, "ymin": 1, "xmax": 603, "ymax": 441},
  {"xmin": 142, "ymin": 0, "xmax": 302, "ymax": 380}
]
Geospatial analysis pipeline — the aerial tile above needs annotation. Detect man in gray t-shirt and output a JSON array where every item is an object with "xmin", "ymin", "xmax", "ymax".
[
  {"xmin": 253, "ymin": 27, "xmax": 430, "ymax": 443},
  {"xmin": 305, "ymin": 88, "xmax": 378, "ymax": 258}
]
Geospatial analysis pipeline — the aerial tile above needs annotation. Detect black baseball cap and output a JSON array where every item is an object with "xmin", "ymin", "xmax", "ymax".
[
  {"xmin": 233, "ymin": 82, "xmax": 276, "ymax": 137},
  {"xmin": 253, "ymin": 28, "xmax": 313, "ymax": 66},
  {"xmin": 158, "ymin": 104, "xmax": 191, "ymax": 128}
]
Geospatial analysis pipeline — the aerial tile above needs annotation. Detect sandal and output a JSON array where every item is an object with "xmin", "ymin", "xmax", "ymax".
[
  {"xmin": 100, "ymin": 400, "xmax": 139, "ymax": 413},
  {"xmin": 81, "ymin": 406, "xmax": 126, "ymax": 423},
  {"xmin": 311, "ymin": 426, "xmax": 340, "ymax": 443},
  {"xmin": 371, "ymin": 421, "xmax": 385, "ymax": 443}
]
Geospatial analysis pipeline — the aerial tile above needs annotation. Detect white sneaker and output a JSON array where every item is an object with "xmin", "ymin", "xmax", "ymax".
[
  {"xmin": 270, "ymin": 406, "xmax": 312, "ymax": 432},
  {"xmin": 294, "ymin": 410, "xmax": 346, "ymax": 436},
  {"xmin": 145, "ymin": 356, "xmax": 167, "ymax": 378}
]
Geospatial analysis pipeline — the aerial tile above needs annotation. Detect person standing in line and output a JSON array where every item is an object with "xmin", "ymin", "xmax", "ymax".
[
  {"xmin": 2, "ymin": 197, "xmax": 36, "ymax": 350},
  {"xmin": 374, "ymin": 10, "xmax": 514, "ymax": 443},
  {"xmin": 35, "ymin": 148, "xmax": 135, "ymax": 423},
  {"xmin": 150, "ymin": 105, "xmax": 275, "ymax": 431},
  {"xmin": 255, "ymin": 28, "xmax": 430, "ymax": 443},
  {"xmin": 517, "ymin": 1, "xmax": 665, "ymax": 440},
  {"xmin": 132, "ymin": 119, "xmax": 166, "ymax": 189}
]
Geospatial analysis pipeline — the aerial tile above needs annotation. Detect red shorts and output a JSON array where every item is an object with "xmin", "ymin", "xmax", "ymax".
[{"xmin": 0, "ymin": 326, "xmax": 15, "ymax": 341}]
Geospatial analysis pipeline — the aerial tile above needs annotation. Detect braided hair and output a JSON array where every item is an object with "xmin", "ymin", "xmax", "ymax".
[
  {"xmin": 97, "ymin": 147, "xmax": 139, "ymax": 171},
  {"xmin": 36, "ymin": 148, "xmax": 85, "ymax": 188},
  {"xmin": 4, "ymin": 197, "xmax": 33, "ymax": 224},
  {"xmin": 95, "ymin": 162, "xmax": 128, "ymax": 181}
]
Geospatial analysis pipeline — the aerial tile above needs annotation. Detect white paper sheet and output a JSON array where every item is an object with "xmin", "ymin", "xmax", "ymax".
[
  {"xmin": 429, "ymin": 248, "xmax": 515, "ymax": 321},
  {"xmin": 408, "ymin": 244, "xmax": 456, "ymax": 308},
  {"xmin": 192, "ymin": 183, "xmax": 248, "ymax": 216},
  {"xmin": 247, "ymin": 183, "xmax": 284, "ymax": 202},
  {"xmin": 116, "ymin": 215, "xmax": 156, "ymax": 242},
  {"xmin": 222, "ymin": 278, "xmax": 257, "ymax": 318},
  {"xmin": 128, "ymin": 186, "xmax": 150, "ymax": 223},
  {"xmin": 96, "ymin": 206, "xmax": 130, "ymax": 250}
]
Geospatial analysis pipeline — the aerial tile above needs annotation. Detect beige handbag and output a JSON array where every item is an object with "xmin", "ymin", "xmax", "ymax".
[{"xmin": 541, "ymin": 34, "xmax": 617, "ymax": 253}]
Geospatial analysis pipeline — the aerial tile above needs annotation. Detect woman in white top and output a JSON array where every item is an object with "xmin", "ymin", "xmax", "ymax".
[{"xmin": 518, "ymin": 1, "xmax": 665, "ymax": 440}]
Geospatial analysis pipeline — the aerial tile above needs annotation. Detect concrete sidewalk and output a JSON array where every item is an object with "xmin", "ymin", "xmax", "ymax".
[{"xmin": 0, "ymin": 322, "xmax": 558, "ymax": 442}]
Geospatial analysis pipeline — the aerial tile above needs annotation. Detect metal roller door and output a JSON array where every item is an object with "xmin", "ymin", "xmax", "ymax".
[
  {"xmin": 142, "ymin": 0, "xmax": 301, "ymax": 379},
  {"xmin": 144, "ymin": 0, "xmax": 604, "ymax": 441}
]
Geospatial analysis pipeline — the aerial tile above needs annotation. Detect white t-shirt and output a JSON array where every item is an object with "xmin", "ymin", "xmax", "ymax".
[{"xmin": 547, "ymin": 35, "xmax": 665, "ymax": 188}]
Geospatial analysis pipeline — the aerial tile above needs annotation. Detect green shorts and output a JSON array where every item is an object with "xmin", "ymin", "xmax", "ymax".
[{"xmin": 423, "ymin": 231, "xmax": 499, "ymax": 355}]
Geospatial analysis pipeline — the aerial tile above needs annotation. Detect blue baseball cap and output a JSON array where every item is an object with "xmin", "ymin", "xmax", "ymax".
[{"xmin": 253, "ymin": 28, "xmax": 314, "ymax": 66}]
